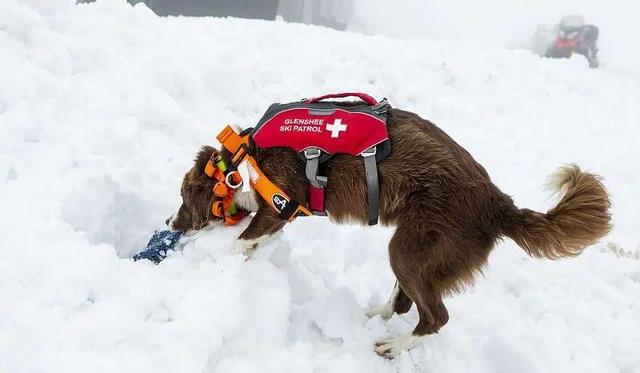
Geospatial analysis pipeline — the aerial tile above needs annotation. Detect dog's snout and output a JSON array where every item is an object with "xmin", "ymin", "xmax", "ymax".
[{"xmin": 165, "ymin": 216, "xmax": 172, "ymax": 226}]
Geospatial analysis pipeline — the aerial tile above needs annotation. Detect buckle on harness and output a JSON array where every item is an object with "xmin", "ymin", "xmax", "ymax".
[
  {"xmin": 304, "ymin": 148, "xmax": 327, "ymax": 188},
  {"xmin": 361, "ymin": 146, "xmax": 377, "ymax": 157},
  {"xmin": 231, "ymin": 143, "xmax": 250, "ymax": 166},
  {"xmin": 225, "ymin": 170, "xmax": 243, "ymax": 189},
  {"xmin": 372, "ymin": 98, "xmax": 389, "ymax": 115},
  {"xmin": 303, "ymin": 147, "xmax": 321, "ymax": 159}
]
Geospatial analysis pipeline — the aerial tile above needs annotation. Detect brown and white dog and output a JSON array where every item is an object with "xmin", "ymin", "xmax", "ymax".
[{"xmin": 168, "ymin": 108, "xmax": 611, "ymax": 358}]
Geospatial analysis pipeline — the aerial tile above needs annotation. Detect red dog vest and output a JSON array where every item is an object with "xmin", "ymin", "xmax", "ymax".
[
  {"xmin": 250, "ymin": 93, "xmax": 391, "ymax": 225},
  {"xmin": 252, "ymin": 93, "xmax": 389, "ymax": 157}
]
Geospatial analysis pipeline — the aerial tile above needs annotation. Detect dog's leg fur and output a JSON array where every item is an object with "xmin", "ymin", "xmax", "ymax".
[
  {"xmin": 366, "ymin": 281, "xmax": 413, "ymax": 320},
  {"xmin": 234, "ymin": 204, "xmax": 286, "ymax": 256},
  {"xmin": 232, "ymin": 147, "xmax": 309, "ymax": 257},
  {"xmin": 393, "ymin": 284, "xmax": 413, "ymax": 315},
  {"xmin": 366, "ymin": 282, "xmax": 399, "ymax": 320},
  {"xmin": 375, "ymin": 223, "xmax": 452, "ymax": 358}
]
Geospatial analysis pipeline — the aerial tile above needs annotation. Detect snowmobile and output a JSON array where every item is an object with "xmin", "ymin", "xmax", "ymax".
[{"xmin": 534, "ymin": 15, "xmax": 600, "ymax": 68}]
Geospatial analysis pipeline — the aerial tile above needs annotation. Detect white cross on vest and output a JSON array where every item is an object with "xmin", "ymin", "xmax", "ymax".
[{"xmin": 326, "ymin": 118, "xmax": 347, "ymax": 138}]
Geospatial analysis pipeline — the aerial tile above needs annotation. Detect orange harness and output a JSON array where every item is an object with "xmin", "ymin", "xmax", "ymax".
[{"xmin": 204, "ymin": 126, "xmax": 312, "ymax": 225}]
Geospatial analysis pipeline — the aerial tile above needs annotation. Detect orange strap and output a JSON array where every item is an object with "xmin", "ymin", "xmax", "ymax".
[{"xmin": 217, "ymin": 125, "xmax": 311, "ymax": 221}]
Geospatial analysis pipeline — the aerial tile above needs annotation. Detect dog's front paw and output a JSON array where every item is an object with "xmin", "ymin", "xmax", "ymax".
[{"xmin": 232, "ymin": 239, "xmax": 258, "ymax": 258}]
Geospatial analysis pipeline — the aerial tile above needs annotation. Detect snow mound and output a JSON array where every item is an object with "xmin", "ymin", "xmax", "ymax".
[{"xmin": 0, "ymin": 1, "xmax": 638, "ymax": 372}]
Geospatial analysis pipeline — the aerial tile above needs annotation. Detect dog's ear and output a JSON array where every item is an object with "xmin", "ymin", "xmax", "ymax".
[{"xmin": 194, "ymin": 145, "xmax": 216, "ymax": 173}]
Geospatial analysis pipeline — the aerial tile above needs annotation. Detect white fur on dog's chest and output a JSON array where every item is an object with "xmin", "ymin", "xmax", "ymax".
[{"xmin": 233, "ymin": 189, "xmax": 258, "ymax": 212}]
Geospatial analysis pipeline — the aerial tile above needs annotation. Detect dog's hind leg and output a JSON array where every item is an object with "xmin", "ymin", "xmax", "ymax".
[
  {"xmin": 374, "ymin": 224, "xmax": 450, "ymax": 358},
  {"xmin": 366, "ymin": 281, "xmax": 413, "ymax": 320}
]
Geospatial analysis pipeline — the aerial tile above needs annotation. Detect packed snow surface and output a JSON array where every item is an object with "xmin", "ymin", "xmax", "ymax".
[{"xmin": 1, "ymin": 1, "xmax": 639, "ymax": 372}]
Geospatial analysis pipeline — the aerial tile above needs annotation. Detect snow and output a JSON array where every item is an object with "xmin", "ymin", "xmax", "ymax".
[{"xmin": 1, "ymin": 1, "xmax": 639, "ymax": 372}]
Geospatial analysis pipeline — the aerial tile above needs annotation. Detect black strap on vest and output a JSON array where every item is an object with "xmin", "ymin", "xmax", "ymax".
[{"xmin": 361, "ymin": 146, "xmax": 379, "ymax": 225}]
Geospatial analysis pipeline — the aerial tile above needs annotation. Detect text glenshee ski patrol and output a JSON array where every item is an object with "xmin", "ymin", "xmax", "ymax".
[{"xmin": 280, "ymin": 118, "xmax": 324, "ymax": 133}]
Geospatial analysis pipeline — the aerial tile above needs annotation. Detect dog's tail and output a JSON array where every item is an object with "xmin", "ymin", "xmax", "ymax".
[{"xmin": 502, "ymin": 164, "xmax": 612, "ymax": 259}]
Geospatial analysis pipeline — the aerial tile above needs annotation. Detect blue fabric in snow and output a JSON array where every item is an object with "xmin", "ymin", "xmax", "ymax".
[{"xmin": 133, "ymin": 230, "xmax": 184, "ymax": 264}]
